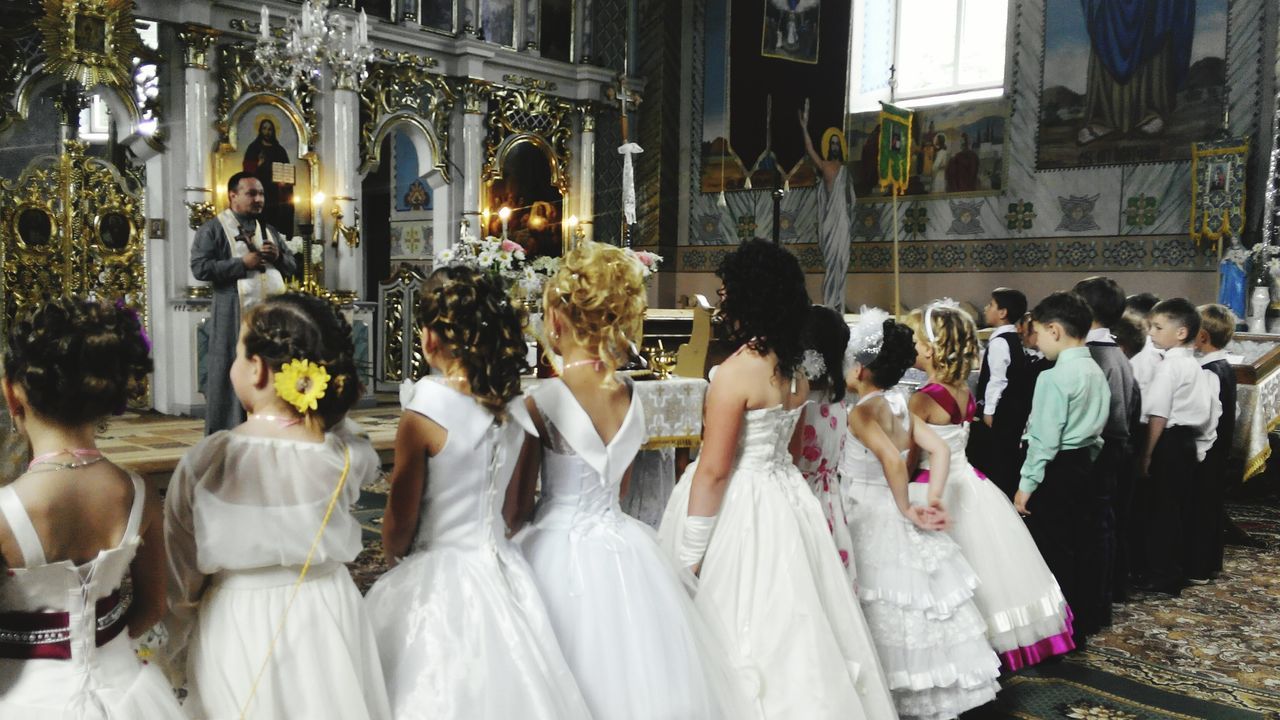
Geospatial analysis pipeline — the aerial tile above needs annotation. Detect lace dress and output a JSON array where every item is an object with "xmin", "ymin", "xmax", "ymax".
[
  {"xmin": 840, "ymin": 390, "xmax": 1001, "ymax": 720},
  {"xmin": 659, "ymin": 402, "xmax": 898, "ymax": 720},
  {"xmin": 795, "ymin": 393, "xmax": 858, "ymax": 584},
  {"xmin": 0, "ymin": 474, "xmax": 185, "ymax": 719},
  {"xmin": 364, "ymin": 379, "xmax": 591, "ymax": 720},
  {"xmin": 515, "ymin": 377, "xmax": 750, "ymax": 719},
  {"xmin": 910, "ymin": 383, "xmax": 1075, "ymax": 670}
]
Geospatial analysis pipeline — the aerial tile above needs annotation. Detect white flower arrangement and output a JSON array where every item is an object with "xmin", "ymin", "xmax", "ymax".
[
  {"xmin": 438, "ymin": 235, "xmax": 528, "ymax": 284},
  {"xmin": 1248, "ymin": 241, "xmax": 1280, "ymax": 287},
  {"xmin": 627, "ymin": 249, "xmax": 663, "ymax": 278},
  {"xmin": 285, "ymin": 235, "xmax": 325, "ymax": 265}
]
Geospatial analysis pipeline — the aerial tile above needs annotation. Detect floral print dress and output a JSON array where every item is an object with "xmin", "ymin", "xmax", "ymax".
[{"xmin": 796, "ymin": 394, "xmax": 858, "ymax": 585}]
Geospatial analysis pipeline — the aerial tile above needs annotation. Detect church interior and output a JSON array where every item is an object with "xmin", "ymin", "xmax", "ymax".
[{"xmin": 1, "ymin": 0, "xmax": 1279, "ymax": 718}]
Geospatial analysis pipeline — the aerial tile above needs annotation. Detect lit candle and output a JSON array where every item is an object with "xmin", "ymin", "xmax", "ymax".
[
  {"xmin": 313, "ymin": 191, "xmax": 326, "ymax": 207},
  {"xmin": 498, "ymin": 206, "xmax": 511, "ymax": 241},
  {"xmin": 260, "ymin": 6, "xmax": 270, "ymax": 39}
]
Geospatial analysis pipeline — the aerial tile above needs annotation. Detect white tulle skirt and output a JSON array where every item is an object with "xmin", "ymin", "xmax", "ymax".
[
  {"xmin": 364, "ymin": 542, "xmax": 592, "ymax": 720},
  {"xmin": 185, "ymin": 562, "xmax": 390, "ymax": 720},
  {"xmin": 844, "ymin": 478, "xmax": 1002, "ymax": 720},
  {"xmin": 659, "ymin": 460, "xmax": 899, "ymax": 720},
  {"xmin": 517, "ymin": 503, "xmax": 753, "ymax": 720},
  {"xmin": 910, "ymin": 462, "xmax": 1076, "ymax": 669},
  {"xmin": 0, "ymin": 632, "xmax": 185, "ymax": 719}
]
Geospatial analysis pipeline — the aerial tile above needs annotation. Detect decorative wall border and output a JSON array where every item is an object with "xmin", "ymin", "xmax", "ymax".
[{"xmin": 676, "ymin": 236, "xmax": 1217, "ymax": 274}]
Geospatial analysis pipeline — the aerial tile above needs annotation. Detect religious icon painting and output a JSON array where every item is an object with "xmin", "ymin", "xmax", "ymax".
[
  {"xmin": 761, "ymin": 0, "xmax": 820, "ymax": 64},
  {"xmin": 1038, "ymin": 0, "xmax": 1228, "ymax": 169},
  {"xmin": 1190, "ymin": 136, "xmax": 1248, "ymax": 247},
  {"xmin": 223, "ymin": 100, "xmax": 311, "ymax": 237}
]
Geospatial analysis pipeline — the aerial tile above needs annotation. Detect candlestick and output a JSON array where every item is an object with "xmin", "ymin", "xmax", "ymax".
[
  {"xmin": 498, "ymin": 206, "xmax": 511, "ymax": 241},
  {"xmin": 260, "ymin": 6, "xmax": 270, "ymax": 39},
  {"xmin": 358, "ymin": 9, "xmax": 368, "ymax": 44}
]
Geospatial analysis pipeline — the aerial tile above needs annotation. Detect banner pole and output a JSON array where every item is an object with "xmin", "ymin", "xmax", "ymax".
[{"xmin": 892, "ymin": 187, "xmax": 901, "ymax": 318}]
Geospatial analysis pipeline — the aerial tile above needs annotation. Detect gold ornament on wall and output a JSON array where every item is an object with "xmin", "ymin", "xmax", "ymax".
[{"xmin": 36, "ymin": 0, "xmax": 140, "ymax": 89}]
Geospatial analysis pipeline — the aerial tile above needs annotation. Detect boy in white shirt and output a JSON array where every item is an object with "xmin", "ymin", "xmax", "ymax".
[
  {"xmin": 1136, "ymin": 298, "xmax": 1222, "ymax": 595},
  {"xmin": 968, "ymin": 287, "xmax": 1032, "ymax": 497}
]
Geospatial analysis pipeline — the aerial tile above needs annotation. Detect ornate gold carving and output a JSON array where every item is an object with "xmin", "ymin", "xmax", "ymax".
[
  {"xmin": 460, "ymin": 78, "xmax": 491, "ymax": 115},
  {"xmin": 185, "ymin": 200, "xmax": 216, "ymax": 230},
  {"xmin": 484, "ymin": 88, "xmax": 574, "ymax": 196},
  {"xmin": 176, "ymin": 24, "xmax": 220, "ymax": 70},
  {"xmin": 501, "ymin": 74, "xmax": 557, "ymax": 92},
  {"xmin": 36, "ymin": 0, "xmax": 140, "ymax": 89},
  {"xmin": 382, "ymin": 284, "xmax": 404, "ymax": 382},
  {"xmin": 185, "ymin": 285, "xmax": 213, "ymax": 299},
  {"xmin": 214, "ymin": 43, "xmax": 318, "ymax": 152},
  {"xmin": 578, "ymin": 102, "xmax": 597, "ymax": 133},
  {"xmin": 374, "ymin": 49, "xmax": 439, "ymax": 68},
  {"xmin": 330, "ymin": 205, "xmax": 360, "ymax": 249},
  {"xmin": 358, "ymin": 56, "xmax": 456, "ymax": 180},
  {"xmin": 0, "ymin": 141, "xmax": 149, "ymax": 402}
]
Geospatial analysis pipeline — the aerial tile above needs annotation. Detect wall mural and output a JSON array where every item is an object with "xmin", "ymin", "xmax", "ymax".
[
  {"xmin": 699, "ymin": 0, "xmax": 850, "ymax": 193},
  {"xmin": 1037, "ymin": 0, "xmax": 1228, "ymax": 169},
  {"xmin": 393, "ymin": 130, "xmax": 433, "ymax": 214},
  {"xmin": 847, "ymin": 99, "xmax": 1008, "ymax": 202}
]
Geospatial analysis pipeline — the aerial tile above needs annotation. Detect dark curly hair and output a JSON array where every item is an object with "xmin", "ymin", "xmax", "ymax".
[
  {"xmin": 865, "ymin": 320, "xmax": 917, "ymax": 389},
  {"xmin": 3, "ymin": 295, "xmax": 152, "ymax": 426},
  {"xmin": 716, "ymin": 239, "xmax": 809, "ymax": 379},
  {"xmin": 800, "ymin": 305, "xmax": 849, "ymax": 402},
  {"xmin": 241, "ymin": 293, "xmax": 361, "ymax": 431},
  {"xmin": 419, "ymin": 266, "xmax": 529, "ymax": 417}
]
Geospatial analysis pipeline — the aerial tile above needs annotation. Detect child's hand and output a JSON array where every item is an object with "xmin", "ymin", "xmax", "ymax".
[
  {"xmin": 1140, "ymin": 455, "xmax": 1151, "ymax": 478},
  {"xmin": 1013, "ymin": 490, "xmax": 1031, "ymax": 516},
  {"xmin": 983, "ymin": 415, "xmax": 994, "ymax": 428}
]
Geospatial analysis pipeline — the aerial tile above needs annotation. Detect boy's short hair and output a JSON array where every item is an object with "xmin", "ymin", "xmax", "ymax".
[
  {"xmin": 1030, "ymin": 291, "xmax": 1092, "ymax": 339},
  {"xmin": 1197, "ymin": 303, "xmax": 1236, "ymax": 349},
  {"xmin": 991, "ymin": 288, "xmax": 1027, "ymax": 323},
  {"xmin": 1125, "ymin": 292, "xmax": 1160, "ymax": 316},
  {"xmin": 1150, "ymin": 298, "xmax": 1201, "ymax": 344},
  {"xmin": 1112, "ymin": 310, "xmax": 1148, "ymax": 358},
  {"xmin": 1072, "ymin": 276, "xmax": 1126, "ymax": 327}
]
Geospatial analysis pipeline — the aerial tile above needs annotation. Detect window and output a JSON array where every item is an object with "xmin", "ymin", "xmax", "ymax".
[{"xmin": 850, "ymin": 0, "xmax": 1009, "ymax": 112}]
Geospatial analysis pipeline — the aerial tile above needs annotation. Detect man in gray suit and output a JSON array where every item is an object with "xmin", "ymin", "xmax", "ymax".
[{"xmin": 191, "ymin": 172, "xmax": 297, "ymax": 434}]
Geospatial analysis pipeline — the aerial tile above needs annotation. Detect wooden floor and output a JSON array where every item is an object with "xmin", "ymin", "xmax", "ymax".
[{"xmin": 98, "ymin": 400, "xmax": 403, "ymax": 481}]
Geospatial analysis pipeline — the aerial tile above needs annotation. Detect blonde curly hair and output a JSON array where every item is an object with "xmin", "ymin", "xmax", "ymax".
[
  {"xmin": 904, "ymin": 304, "xmax": 979, "ymax": 386},
  {"xmin": 542, "ymin": 240, "xmax": 647, "ymax": 372}
]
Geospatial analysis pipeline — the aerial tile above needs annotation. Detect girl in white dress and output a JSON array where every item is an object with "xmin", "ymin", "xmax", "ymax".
[
  {"xmin": 165, "ymin": 293, "xmax": 390, "ymax": 720},
  {"xmin": 659, "ymin": 239, "xmax": 898, "ymax": 720},
  {"xmin": 904, "ymin": 302, "xmax": 1075, "ymax": 670},
  {"xmin": 513, "ymin": 241, "xmax": 750, "ymax": 720},
  {"xmin": 0, "ymin": 296, "xmax": 184, "ymax": 718},
  {"xmin": 365, "ymin": 266, "xmax": 591, "ymax": 720},
  {"xmin": 840, "ymin": 310, "xmax": 1001, "ymax": 720},
  {"xmin": 795, "ymin": 304, "xmax": 857, "ymax": 582}
]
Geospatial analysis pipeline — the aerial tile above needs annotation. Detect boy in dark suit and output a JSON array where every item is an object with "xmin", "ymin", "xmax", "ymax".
[{"xmin": 1189, "ymin": 304, "xmax": 1237, "ymax": 583}]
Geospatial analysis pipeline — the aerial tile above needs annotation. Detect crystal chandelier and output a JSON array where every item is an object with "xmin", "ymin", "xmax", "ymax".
[{"xmin": 255, "ymin": 2, "xmax": 374, "ymax": 89}]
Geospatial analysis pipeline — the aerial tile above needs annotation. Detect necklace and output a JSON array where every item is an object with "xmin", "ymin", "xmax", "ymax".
[
  {"xmin": 27, "ymin": 448, "xmax": 105, "ymax": 472},
  {"xmin": 561, "ymin": 358, "xmax": 604, "ymax": 373},
  {"xmin": 435, "ymin": 375, "xmax": 469, "ymax": 386},
  {"xmin": 248, "ymin": 413, "xmax": 302, "ymax": 429}
]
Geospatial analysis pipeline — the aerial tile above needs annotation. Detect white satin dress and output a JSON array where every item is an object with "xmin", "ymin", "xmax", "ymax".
[
  {"xmin": 659, "ymin": 401, "xmax": 899, "ymax": 720},
  {"xmin": 0, "ymin": 475, "xmax": 185, "ymax": 719},
  {"xmin": 516, "ymin": 377, "xmax": 751, "ymax": 720},
  {"xmin": 364, "ymin": 378, "xmax": 591, "ymax": 720}
]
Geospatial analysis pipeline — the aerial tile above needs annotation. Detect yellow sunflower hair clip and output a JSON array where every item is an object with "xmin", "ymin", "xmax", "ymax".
[{"xmin": 274, "ymin": 358, "xmax": 330, "ymax": 413}]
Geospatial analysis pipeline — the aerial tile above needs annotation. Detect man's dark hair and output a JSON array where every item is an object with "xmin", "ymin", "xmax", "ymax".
[
  {"xmin": 1125, "ymin": 292, "xmax": 1160, "ymax": 316},
  {"xmin": 1072, "ymin": 276, "xmax": 1126, "ymax": 328},
  {"xmin": 227, "ymin": 171, "xmax": 258, "ymax": 196},
  {"xmin": 1030, "ymin": 292, "xmax": 1092, "ymax": 339},
  {"xmin": 1151, "ymin": 298, "xmax": 1201, "ymax": 345},
  {"xmin": 991, "ymin": 287, "xmax": 1027, "ymax": 324}
]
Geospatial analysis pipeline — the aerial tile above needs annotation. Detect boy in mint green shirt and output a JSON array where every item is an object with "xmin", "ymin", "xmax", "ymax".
[{"xmin": 1014, "ymin": 291, "xmax": 1110, "ymax": 644}]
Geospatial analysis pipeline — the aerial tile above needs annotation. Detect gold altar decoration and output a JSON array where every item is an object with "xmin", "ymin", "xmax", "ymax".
[
  {"xmin": 376, "ymin": 264, "xmax": 427, "ymax": 389},
  {"xmin": 185, "ymin": 200, "xmax": 216, "ymax": 230},
  {"xmin": 36, "ymin": 0, "xmax": 139, "ymax": 89},
  {"xmin": 357, "ymin": 54, "xmax": 456, "ymax": 181},
  {"xmin": 0, "ymin": 141, "xmax": 148, "ymax": 399},
  {"xmin": 484, "ymin": 86, "xmax": 575, "ymax": 197},
  {"xmin": 215, "ymin": 43, "xmax": 318, "ymax": 153}
]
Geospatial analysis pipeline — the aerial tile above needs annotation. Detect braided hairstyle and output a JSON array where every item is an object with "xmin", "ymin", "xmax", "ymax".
[
  {"xmin": 241, "ymin": 293, "xmax": 361, "ymax": 431},
  {"xmin": 864, "ymin": 320, "xmax": 917, "ymax": 389},
  {"xmin": 904, "ymin": 305, "xmax": 979, "ymax": 386},
  {"xmin": 543, "ymin": 240, "xmax": 647, "ymax": 373},
  {"xmin": 716, "ymin": 239, "xmax": 809, "ymax": 380},
  {"xmin": 3, "ymin": 295, "xmax": 152, "ymax": 426},
  {"xmin": 419, "ymin": 266, "xmax": 529, "ymax": 417}
]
